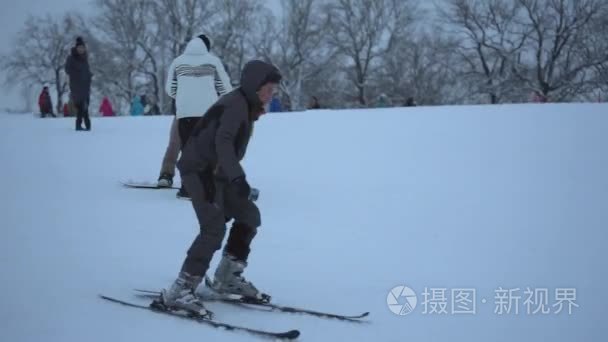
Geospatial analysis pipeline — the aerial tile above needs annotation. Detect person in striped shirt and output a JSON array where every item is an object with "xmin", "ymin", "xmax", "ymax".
[{"xmin": 164, "ymin": 34, "xmax": 232, "ymax": 198}]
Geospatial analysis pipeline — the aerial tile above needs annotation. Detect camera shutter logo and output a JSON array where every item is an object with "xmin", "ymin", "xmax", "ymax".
[{"xmin": 387, "ymin": 285, "xmax": 418, "ymax": 315}]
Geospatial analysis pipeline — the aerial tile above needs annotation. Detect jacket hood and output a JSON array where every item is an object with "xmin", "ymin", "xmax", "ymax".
[
  {"xmin": 239, "ymin": 60, "xmax": 282, "ymax": 117},
  {"xmin": 183, "ymin": 37, "xmax": 209, "ymax": 55}
]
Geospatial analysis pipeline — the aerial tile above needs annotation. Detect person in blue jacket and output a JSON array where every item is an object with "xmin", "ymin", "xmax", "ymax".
[
  {"xmin": 130, "ymin": 95, "xmax": 144, "ymax": 116},
  {"xmin": 268, "ymin": 94, "xmax": 282, "ymax": 112}
]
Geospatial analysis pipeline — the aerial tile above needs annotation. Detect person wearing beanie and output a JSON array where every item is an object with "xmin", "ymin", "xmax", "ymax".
[
  {"xmin": 163, "ymin": 33, "xmax": 232, "ymax": 197},
  {"xmin": 65, "ymin": 36, "xmax": 93, "ymax": 131},
  {"xmin": 158, "ymin": 60, "xmax": 282, "ymax": 317}
]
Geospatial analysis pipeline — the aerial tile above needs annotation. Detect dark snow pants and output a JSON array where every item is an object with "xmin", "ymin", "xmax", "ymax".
[
  {"xmin": 177, "ymin": 117, "xmax": 201, "ymax": 194},
  {"xmin": 177, "ymin": 117, "xmax": 200, "ymax": 149},
  {"xmin": 74, "ymin": 99, "xmax": 90, "ymax": 130},
  {"xmin": 180, "ymin": 171, "xmax": 261, "ymax": 277}
]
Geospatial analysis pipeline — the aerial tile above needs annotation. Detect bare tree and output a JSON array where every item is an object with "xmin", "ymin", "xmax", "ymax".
[
  {"xmin": 438, "ymin": 0, "xmax": 530, "ymax": 104},
  {"xmin": 576, "ymin": 1, "xmax": 608, "ymax": 100},
  {"xmin": 300, "ymin": 58, "xmax": 350, "ymax": 108},
  {"xmin": 207, "ymin": 0, "xmax": 267, "ymax": 82},
  {"xmin": 20, "ymin": 84, "xmax": 35, "ymax": 113},
  {"xmin": 151, "ymin": 0, "xmax": 215, "ymax": 112},
  {"xmin": 511, "ymin": 0, "xmax": 608, "ymax": 101},
  {"xmin": 325, "ymin": 0, "xmax": 418, "ymax": 106},
  {"xmin": 253, "ymin": 0, "xmax": 336, "ymax": 110},
  {"xmin": 375, "ymin": 29, "xmax": 465, "ymax": 106},
  {"xmin": 91, "ymin": 0, "xmax": 159, "ymax": 113},
  {"xmin": 153, "ymin": 0, "xmax": 214, "ymax": 59},
  {"xmin": 1, "ymin": 13, "xmax": 84, "ymax": 113}
]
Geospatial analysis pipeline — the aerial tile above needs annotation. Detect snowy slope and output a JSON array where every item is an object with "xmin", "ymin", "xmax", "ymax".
[{"xmin": 1, "ymin": 104, "xmax": 606, "ymax": 342}]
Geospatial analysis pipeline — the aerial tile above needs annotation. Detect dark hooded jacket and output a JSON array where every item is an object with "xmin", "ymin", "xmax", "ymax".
[
  {"xmin": 65, "ymin": 47, "xmax": 92, "ymax": 103},
  {"xmin": 176, "ymin": 60, "xmax": 281, "ymax": 182}
]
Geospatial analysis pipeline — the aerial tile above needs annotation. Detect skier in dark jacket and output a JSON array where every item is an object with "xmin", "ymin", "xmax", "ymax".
[
  {"xmin": 160, "ymin": 60, "xmax": 282, "ymax": 316},
  {"xmin": 65, "ymin": 37, "xmax": 93, "ymax": 131}
]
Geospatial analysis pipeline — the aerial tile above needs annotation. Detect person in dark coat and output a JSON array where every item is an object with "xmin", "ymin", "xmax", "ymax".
[
  {"xmin": 144, "ymin": 95, "xmax": 161, "ymax": 115},
  {"xmin": 65, "ymin": 37, "xmax": 93, "ymax": 131},
  {"xmin": 38, "ymin": 86, "xmax": 55, "ymax": 118},
  {"xmin": 160, "ymin": 60, "xmax": 282, "ymax": 316},
  {"xmin": 308, "ymin": 96, "xmax": 321, "ymax": 109},
  {"xmin": 404, "ymin": 97, "xmax": 417, "ymax": 107}
]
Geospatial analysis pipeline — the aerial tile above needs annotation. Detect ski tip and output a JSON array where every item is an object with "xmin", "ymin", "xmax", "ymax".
[
  {"xmin": 99, "ymin": 294, "xmax": 124, "ymax": 304},
  {"xmin": 346, "ymin": 311, "xmax": 370, "ymax": 321},
  {"xmin": 282, "ymin": 329, "xmax": 301, "ymax": 339}
]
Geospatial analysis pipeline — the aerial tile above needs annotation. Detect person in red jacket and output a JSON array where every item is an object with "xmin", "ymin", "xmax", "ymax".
[
  {"xmin": 63, "ymin": 103, "xmax": 70, "ymax": 117},
  {"xmin": 38, "ymin": 86, "xmax": 55, "ymax": 118},
  {"xmin": 99, "ymin": 96, "xmax": 115, "ymax": 116}
]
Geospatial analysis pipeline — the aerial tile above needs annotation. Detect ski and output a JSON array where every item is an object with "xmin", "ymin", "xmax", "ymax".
[
  {"xmin": 133, "ymin": 289, "xmax": 370, "ymax": 322},
  {"xmin": 99, "ymin": 294, "xmax": 300, "ymax": 340},
  {"xmin": 120, "ymin": 181, "xmax": 180, "ymax": 190}
]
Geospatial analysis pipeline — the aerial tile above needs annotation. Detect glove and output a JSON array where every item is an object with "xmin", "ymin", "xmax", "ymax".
[
  {"xmin": 249, "ymin": 187, "xmax": 260, "ymax": 202},
  {"xmin": 231, "ymin": 176, "xmax": 251, "ymax": 199}
]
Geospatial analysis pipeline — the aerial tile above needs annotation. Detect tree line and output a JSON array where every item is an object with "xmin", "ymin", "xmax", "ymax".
[{"xmin": 2, "ymin": 0, "xmax": 607, "ymax": 114}]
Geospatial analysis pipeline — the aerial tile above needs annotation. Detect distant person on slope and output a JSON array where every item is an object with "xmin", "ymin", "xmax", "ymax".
[
  {"xmin": 99, "ymin": 96, "xmax": 115, "ymax": 117},
  {"xmin": 164, "ymin": 34, "xmax": 232, "ymax": 198},
  {"xmin": 130, "ymin": 95, "xmax": 144, "ymax": 116},
  {"xmin": 159, "ymin": 60, "xmax": 282, "ymax": 317},
  {"xmin": 65, "ymin": 36, "xmax": 92, "ymax": 131},
  {"xmin": 38, "ymin": 86, "xmax": 55, "ymax": 118},
  {"xmin": 404, "ymin": 97, "xmax": 417, "ymax": 107},
  {"xmin": 308, "ymin": 95, "xmax": 321, "ymax": 109},
  {"xmin": 268, "ymin": 94, "xmax": 282, "ymax": 112}
]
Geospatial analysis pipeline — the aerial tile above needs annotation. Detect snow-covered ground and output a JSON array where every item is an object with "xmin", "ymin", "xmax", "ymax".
[{"xmin": 1, "ymin": 103, "xmax": 606, "ymax": 341}]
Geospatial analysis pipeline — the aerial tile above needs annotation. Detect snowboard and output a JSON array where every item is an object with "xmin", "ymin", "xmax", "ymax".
[{"xmin": 121, "ymin": 181, "xmax": 180, "ymax": 190}]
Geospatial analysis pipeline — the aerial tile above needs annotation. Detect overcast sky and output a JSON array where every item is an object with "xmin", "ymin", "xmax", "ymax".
[{"xmin": 0, "ymin": 0, "xmax": 442, "ymax": 112}]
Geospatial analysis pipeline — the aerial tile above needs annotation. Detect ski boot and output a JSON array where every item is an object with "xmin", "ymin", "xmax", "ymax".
[
  {"xmin": 207, "ymin": 253, "xmax": 271, "ymax": 303},
  {"xmin": 159, "ymin": 271, "xmax": 213, "ymax": 318},
  {"xmin": 157, "ymin": 173, "xmax": 173, "ymax": 188},
  {"xmin": 176, "ymin": 186, "xmax": 190, "ymax": 200}
]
